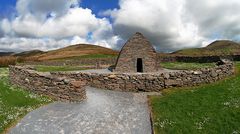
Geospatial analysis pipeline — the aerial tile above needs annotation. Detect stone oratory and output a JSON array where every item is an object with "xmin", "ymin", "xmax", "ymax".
[{"xmin": 114, "ymin": 32, "xmax": 159, "ymax": 73}]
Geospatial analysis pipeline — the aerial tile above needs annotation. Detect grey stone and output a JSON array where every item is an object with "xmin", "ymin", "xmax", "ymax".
[
  {"xmin": 211, "ymin": 71, "xmax": 218, "ymax": 77},
  {"xmin": 163, "ymin": 73, "xmax": 170, "ymax": 79},
  {"xmin": 9, "ymin": 87, "xmax": 152, "ymax": 134},
  {"xmin": 193, "ymin": 71, "xmax": 203, "ymax": 75},
  {"xmin": 165, "ymin": 79, "xmax": 182, "ymax": 86},
  {"xmin": 115, "ymin": 32, "xmax": 160, "ymax": 73}
]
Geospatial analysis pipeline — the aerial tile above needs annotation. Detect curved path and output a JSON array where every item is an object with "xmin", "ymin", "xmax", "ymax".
[{"xmin": 9, "ymin": 87, "xmax": 155, "ymax": 134}]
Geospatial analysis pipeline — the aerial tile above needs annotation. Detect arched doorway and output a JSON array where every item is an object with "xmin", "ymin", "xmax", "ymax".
[{"xmin": 137, "ymin": 58, "xmax": 143, "ymax": 72}]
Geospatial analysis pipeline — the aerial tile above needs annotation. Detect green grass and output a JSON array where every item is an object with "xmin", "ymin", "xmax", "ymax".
[
  {"xmin": 161, "ymin": 62, "xmax": 216, "ymax": 70},
  {"xmin": 35, "ymin": 65, "xmax": 89, "ymax": 72},
  {"xmin": 0, "ymin": 68, "xmax": 52, "ymax": 133},
  {"xmin": 150, "ymin": 63, "xmax": 240, "ymax": 134}
]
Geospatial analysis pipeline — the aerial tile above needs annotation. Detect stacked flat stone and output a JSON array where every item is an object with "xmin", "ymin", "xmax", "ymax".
[
  {"xmin": 9, "ymin": 60, "xmax": 234, "ymax": 95},
  {"xmin": 114, "ymin": 32, "xmax": 159, "ymax": 73},
  {"xmin": 9, "ymin": 66, "xmax": 87, "ymax": 102}
]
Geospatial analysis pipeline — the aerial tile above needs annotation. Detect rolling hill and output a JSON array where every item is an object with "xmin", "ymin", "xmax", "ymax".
[
  {"xmin": 2, "ymin": 40, "xmax": 239, "ymax": 62},
  {"xmin": 25, "ymin": 44, "xmax": 118, "ymax": 61},
  {"xmin": 172, "ymin": 40, "xmax": 240, "ymax": 56},
  {"xmin": 0, "ymin": 52, "xmax": 14, "ymax": 57},
  {"xmin": 14, "ymin": 50, "xmax": 44, "ymax": 57}
]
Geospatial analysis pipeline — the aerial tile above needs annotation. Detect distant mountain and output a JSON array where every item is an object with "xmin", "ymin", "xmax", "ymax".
[
  {"xmin": 172, "ymin": 40, "xmax": 240, "ymax": 56},
  {"xmin": 14, "ymin": 50, "xmax": 44, "ymax": 57},
  {"xmin": 0, "ymin": 52, "xmax": 14, "ymax": 57}
]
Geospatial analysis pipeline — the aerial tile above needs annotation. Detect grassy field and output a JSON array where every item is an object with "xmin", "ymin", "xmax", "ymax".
[
  {"xmin": 0, "ymin": 68, "xmax": 52, "ymax": 133},
  {"xmin": 35, "ymin": 65, "xmax": 89, "ymax": 72},
  {"xmin": 150, "ymin": 63, "xmax": 240, "ymax": 134},
  {"xmin": 161, "ymin": 62, "xmax": 216, "ymax": 70}
]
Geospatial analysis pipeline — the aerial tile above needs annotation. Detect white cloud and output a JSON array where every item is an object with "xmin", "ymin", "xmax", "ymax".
[
  {"xmin": 0, "ymin": 37, "xmax": 69, "ymax": 52},
  {"xmin": 183, "ymin": 0, "xmax": 240, "ymax": 40},
  {"xmin": 16, "ymin": 0, "xmax": 80, "ymax": 19},
  {"xmin": 1, "ymin": 0, "xmax": 240, "ymax": 52},
  {"xmin": 0, "ymin": 0, "xmax": 119, "ymax": 52},
  {"xmin": 11, "ymin": 8, "xmax": 105, "ymax": 39},
  {"xmin": 1, "ymin": 19, "xmax": 12, "ymax": 35},
  {"xmin": 0, "ymin": 36, "xmax": 120, "ymax": 52},
  {"xmin": 0, "ymin": 25, "xmax": 3, "ymax": 38},
  {"xmin": 70, "ymin": 36, "xmax": 88, "ymax": 45},
  {"xmin": 0, "ymin": 30, "xmax": 3, "ymax": 38},
  {"xmin": 110, "ymin": 0, "xmax": 240, "ymax": 51}
]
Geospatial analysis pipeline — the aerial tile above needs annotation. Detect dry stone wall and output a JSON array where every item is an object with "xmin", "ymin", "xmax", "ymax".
[
  {"xmin": 9, "ymin": 66, "xmax": 87, "ymax": 102},
  {"xmin": 20, "ymin": 58, "xmax": 117, "ymax": 67},
  {"xmin": 53, "ymin": 61, "xmax": 234, "ymax": 92},
  {"xmin": 158, "ymin": 55, "xmax": 240, "ymax": 63},
  {"xmin": 9, "ymin": 61, "xmax": 234, "ymax": 96}
]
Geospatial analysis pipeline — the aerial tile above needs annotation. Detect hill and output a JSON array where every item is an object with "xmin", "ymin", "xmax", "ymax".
[
  {"xmin": 14, "ymin": 50, "xmax": 44, "ymax": 57},
  {"xmin": 172, "ymin": 40, "xmax": 240, "ymax": 56},
  {"xmin": 0, "ymin": 52, "xmax": 14, "ymax": 57},
  {"xmin": 27, "ymin": 44, "xmax": 118, "ymax": 61}
]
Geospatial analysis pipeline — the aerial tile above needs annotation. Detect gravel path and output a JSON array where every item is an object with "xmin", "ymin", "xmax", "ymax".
[{"xmin": 9, "ymin": 87, "xmax": 155, "ymax": 134}]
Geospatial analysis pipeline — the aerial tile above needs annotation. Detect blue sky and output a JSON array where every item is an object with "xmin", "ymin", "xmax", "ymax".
[
  {"xmin": 0, "ymin": 0, "xmax": 16, "ymax": 11},
  {"xmin": 81, "ymin": 0, "xmax": 119, "ymax": 16},
  {"xmin": 0, "ymin": 0, "xmax": 16, "ymax": 18},
  {"xmin": 0, "ymin": 0, "xmax": 119, "ymax": 18},
  {"xmin": 0, "ymin": 0, "xmax": 240, "ymax": 52}
]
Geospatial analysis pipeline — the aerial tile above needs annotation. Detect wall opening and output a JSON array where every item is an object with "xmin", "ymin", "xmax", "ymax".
[{"xmin": 137, "ymin": 58, "xmax": 143, "ymax": 72}]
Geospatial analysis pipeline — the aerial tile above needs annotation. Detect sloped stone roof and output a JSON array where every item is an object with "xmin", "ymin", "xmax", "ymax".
[{"xmin": 114, "ymin": 32, "xmax": 159, "ymax": 73}]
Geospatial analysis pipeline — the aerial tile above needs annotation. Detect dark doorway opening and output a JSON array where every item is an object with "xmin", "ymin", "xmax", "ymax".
[{"xmin": 137, "ymin": 58, "xmax": 143, "ymax": 72}]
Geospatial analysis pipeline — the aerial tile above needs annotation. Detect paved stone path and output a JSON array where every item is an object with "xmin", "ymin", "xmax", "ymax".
[{"xmin": 9, "ymin": 87, "xmax": 155, "ymax": 134}]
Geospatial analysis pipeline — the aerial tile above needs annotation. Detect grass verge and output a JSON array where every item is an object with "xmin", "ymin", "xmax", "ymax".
[
  {"xmin": 150, "ymin": 63, "xmax": 240, "ymax": 134},
  {"xmin": 161, "ymin": 62, "xmax": 216, "ymax": 70},
  {"xmin": 0, "ymin": 68, "xmax": 52, "ymax": 133}
]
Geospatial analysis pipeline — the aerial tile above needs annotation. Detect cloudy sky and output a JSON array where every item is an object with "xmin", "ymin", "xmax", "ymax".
[{"xmin": 0, "ymin": 0, "xmax": 240, "ymax": 52}]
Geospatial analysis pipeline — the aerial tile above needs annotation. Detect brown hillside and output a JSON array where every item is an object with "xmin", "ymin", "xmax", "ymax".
[
  {"xmin": 30, "ymin": 44, "xmax": 118, "ymax": 61},
  {"xmin": 205, "ymin": 40, "xmax": 239, "ymax": 50}
]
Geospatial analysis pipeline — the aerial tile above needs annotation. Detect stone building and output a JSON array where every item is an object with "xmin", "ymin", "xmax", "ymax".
[{"xmin": 114, "ymin": 32, "xmax": 159, "ymax": 73}]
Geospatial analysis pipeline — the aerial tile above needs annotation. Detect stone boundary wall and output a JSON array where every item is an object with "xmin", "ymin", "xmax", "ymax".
[
  {"xmin": 20, "ymin": 58, "xmax": 117, "ymax": 67},
  {"xmin": 19, "ymin": 55, "xmax": 240, "ymax": 68},
  {"xmin": 158, "ymin": 56, "xmax": 221, "ymax": 63},
  {"xmin": 9, "ymin": 66, "xmax": 87, "ymax": 102},
  {"xmin": 52, "ymin": 61, "xmax": 234, "ymax": 92},
  {"xmin": 158, "ymin": 55, "xmax": 240, "ymax": 63},
  {"xmin": 9, "ymin": 61, "xmax": 234, "ymax": 95}
]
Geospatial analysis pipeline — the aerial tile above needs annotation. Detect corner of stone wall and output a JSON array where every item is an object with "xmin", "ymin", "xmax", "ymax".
[{"xmin": 9, "ymin": 66, "xmax": 87, "ymax": 102}]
